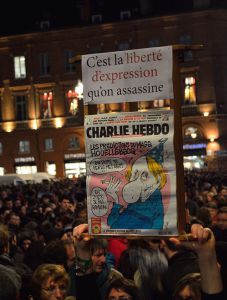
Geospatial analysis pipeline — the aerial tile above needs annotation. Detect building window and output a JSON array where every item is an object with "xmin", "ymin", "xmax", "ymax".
[
  {"xmin": 149, "ymin": 39, "xmax": 159, "ymax": 48},
  {"xmin": 0, "ymin": 167, "xmax": 4, "ymax": 175},
  {"xmin": 14, "ymin": 56, "xmax": 26, "ymax": 79},
  {"xmin": 19, "ymin": 141, "xmax": 30, "ymax": 153},
  {"xmin": 66, "ymin": 89, "xmax": 79, "ymax": 116},
  {"xmin": 41, "ymin": 91, "xmax": 53, "ymax": 118},
  {"xmin": 46, "ymin": 161, "xmax": 56, "ymax": 175},
  {"xmin": 44, "ymin": 138, "xmax": 53, "ymax": 151},
  {"xmin": 15, "ymin": 95, "xmax": 27, "ymax": 121},
  {"xmin": 0, "ymin": 142, "xmax": 2, "ymax": 155},
  {"xmin": 16, "ymin": 165, "xmax": 37, "ymax": 175},
  {"xmin": 185, "ymin": 127, "xmax": 202, "ymax": 140},
  {"xmin": 184, "ymin": 77, "xmax": 196, "ymax": 105},
  {"xmin": 179, "ymin": 35, "xmax": 192, "ymax": 45},
  {"xmin": 69, "ymin": 137, "xmax": 80, "ymax": 149},
  {"xmin": 64, "ymin": 50, "xmax": 76, "ymax": 73},
  {"xmin": 40, "ymin": 52, "xmax": 50, "ymax": 76},
  {"xmin": 118, "ymin": 43, "xmax": 130, "ymax": 51}
]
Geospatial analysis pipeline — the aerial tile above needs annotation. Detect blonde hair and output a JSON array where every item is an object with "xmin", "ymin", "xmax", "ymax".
[
  {"xmin": 31, "ymin": 264, "xmax": 69, "ymax": 299},
  {"xmin": 125, "ymin": 156, "xmax": 166, "ymax": 189}
]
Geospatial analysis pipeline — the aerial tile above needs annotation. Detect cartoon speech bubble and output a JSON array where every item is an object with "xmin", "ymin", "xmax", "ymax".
[
  {"xmin": 89, "ymin": 158, "xmax": 126, "ymax": 174},
  {"xmin": 91, "ymin": 187, "xmax": 108, "ymax": 217}
]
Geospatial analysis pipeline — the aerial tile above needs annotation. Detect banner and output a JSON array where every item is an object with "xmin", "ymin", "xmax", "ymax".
[
  {"xmin": 82, "ymin": 46, "xmax": 173, "ymax": 104},
  {"xmin": 85, "ymin": 110, "xmax": 177, "ymax": 236}
]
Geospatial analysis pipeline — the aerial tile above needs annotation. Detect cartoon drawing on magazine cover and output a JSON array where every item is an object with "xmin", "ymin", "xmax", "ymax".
[{"xmin": 104, "ymin": 140, "xmax": 167, "ymax": 230}]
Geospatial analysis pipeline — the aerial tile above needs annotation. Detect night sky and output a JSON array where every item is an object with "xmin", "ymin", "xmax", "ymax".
[{"xmin": 0, "ymin": 0, "xmax": 195, "ymax": 36}]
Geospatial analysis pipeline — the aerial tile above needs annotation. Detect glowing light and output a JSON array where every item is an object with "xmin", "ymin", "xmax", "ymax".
[
  {"xmin": 54, "ymin": 118, "xmax": 63, "ymax": 128},
  {"xmin": 210, "ymin": 137, "xmax": 215, "ymax": 142},
  {"xmin": 30, "ymin": 119, "xmax": 39, "ymax": 130},
  {"xmin": 3, "ymin": 122, "xmax": 15, "ymax": 132},
  {"xmin": 203, "ymin": 111, "xmax": 209, "ymax": 117},
  {"xmin": 191, "ymin": 133, "xmax": 197, "ymax": 139},
  {"xmin": 75, "ymin": 80, "xmax": 83, "ymax": 100}
]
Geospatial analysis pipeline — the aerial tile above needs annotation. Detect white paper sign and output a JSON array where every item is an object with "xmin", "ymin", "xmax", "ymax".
[{"xmin": 82, "ymin": 46, "xmax": 173, "ymax": 105}]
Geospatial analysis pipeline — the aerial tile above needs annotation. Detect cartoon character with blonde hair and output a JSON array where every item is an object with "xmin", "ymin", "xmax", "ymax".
[{"xmin": 106, "ymin": 141, "xmax": 167, "ymax": 229}]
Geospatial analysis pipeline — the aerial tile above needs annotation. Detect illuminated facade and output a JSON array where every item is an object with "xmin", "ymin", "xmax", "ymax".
[{"xmin": 0, "ymin": 4, "xmax": 227, "ymax": 176}]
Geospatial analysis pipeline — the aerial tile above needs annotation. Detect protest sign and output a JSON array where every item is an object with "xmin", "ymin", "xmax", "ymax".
[
  {"xmin": 82, "ymin": 46, "xmax": 173, "ymax": 104},
  {"xmin": 84, "ymin": 110, "xmax": 177, "ymax": 236}
]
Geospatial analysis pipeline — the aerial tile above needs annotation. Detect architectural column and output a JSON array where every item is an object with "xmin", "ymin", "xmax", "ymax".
[
  {"xmin": 29, "ymin": 79, "xmax": 41, "ymax": 120},
  {"xmin": 2, "ymin": 80, "xmax": 15, "ymax": 121},
  {"xmin": 53, "ymin": 77, "xmax": 65, "ymax": 117}
]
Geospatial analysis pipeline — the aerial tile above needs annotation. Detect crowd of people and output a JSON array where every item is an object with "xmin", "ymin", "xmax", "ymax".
[{"xmin": 0, "ymin": 170, "xmax": 226, "ymax": 300}]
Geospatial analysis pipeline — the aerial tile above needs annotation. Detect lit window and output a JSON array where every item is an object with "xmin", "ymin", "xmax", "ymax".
[
  {"xmin": 41, "ymin": 91, "xmax": 53, "ymax": 119},
  {"xmin": 16, "ymin": 165, "xmax": 37, "ymax": 175},
  {"xmin": 69, "ymin": 137, "xmax": 80, "ymax": 149},
  {"xmin": 184, "ymin": 76, "xmax": 196, "ymax": 105},
  {"xmin": 15, "ymin": 95, "xmax": 27, "ymax": 121},
  {"xmin": 46, "ymin": 161, "xmax": 56, "ymax": 176},
  {"xmin": 19, "ymin": 141, "xmax": 30, "ymax": 153},
  {"xmin": 14, "ymin": 56, "xmax": 26, "ymax": 79},
  {"xmin": 185, "ymin": 127, "xmax": 201, "ymax": 140},
  {"xmin": 0, "ymin": 167, "xmax": 4, "ymax": 175},
  {"xmin": 65, "ymin": 50, "xmax": 76, "ymax": 73},
  {"xmin": 40, "ymin": 52, "xmax": 50, "ymax": 76},
  {"xmin": 66, "ymin": 89, "xmax": 79, "ymax": 116},
  {"xmin": 65, "ymin": 161, "xmax": 86, "ymax": 178},
  {"xmin": 0, "ymin": 142, "xmax": 2, "ymax": 155},
  {"xmin": 44, "ymin": 138, "xmax": 53, "ymax": 151}
]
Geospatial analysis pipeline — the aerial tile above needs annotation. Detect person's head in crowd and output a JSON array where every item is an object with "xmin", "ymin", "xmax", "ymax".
[
  {"xmin": 133, "ymin": 246, "xmax": 168, "ymax": 300},
  {"xmin": 68, "ymin": 198, "xmax": 77, "ymax": 214},
  {"xmin": 13, "ymin": 197, "xmax": 22, "ymax": 211},
  {"xmin": 173, "ymin": 273, "xmax": 201, "ymax": 300},
  {"xmin": 205, "ymin": 202, "xmax": 218, "ymax": 224},
  {"xmin": 216, "ymin": 206, "xmax": 227, "ymax": 230},
  {"xmin": 5, "ymin": 211, "xmax": 21, "ymax": 231},
  {"xmin": 19, "ymin": 204, "xmax": 28, "ymax": 216},
  {"xmin": 0, "ymin": 189, "xmax": 9, "ymax": 200},
  {"xmin": 90, "ymin": 238, "xmax": 108, "ymax": 273},
  {"xmin": 43, "ymin": 226, "xmax": 61, "ymax": 244},
  {"xmin": 58, "ymin": 194, "xmax": 71, "ymax": 212},
  {"xmin": 118, "ymin": 249, "xmax": 135, "ymax": 280},
  {"xmin": 159, "ymin": 239, "xmax": 200, "ymax": 297},
  {"xmin": 42, "ymin": 240, "xmax": 68, "ymax": 270},
  {"xmin": 219, "ymin": 187, "xmax": 227, "ymax": 198},
  {"xmin": 60, "ymin": 226, "xmax": 73, "ymax": 241},
  {"xmin": 29, "ymin": 264, "xmax": 69, "ymax": 300},
  {"xmin": 76, "ymin": 204, "xmax": 87, "ymax": 220},
  {"xmin": 106, "ymin": 277, "xmax": 140, "ymax": 300},
  {"xmin": 18, "ymin": 231, "xmax": 33, "ymax": 253},
  {"xmin": 0, "ymin": 265, "xmax": 20, "ymax": 300},
  {"xmin": 192, "ymin": 196, "xmax": 205, "ymax": 208},
  {"xmin": 40, "ymin": 194, "xmax": 51, "ymax": 206},
  {"xmin": 24, "ymin": 240, "xmax": 46, "ymax": 271},
  {"xmin": 60, "ymin": 213, "xmax": 75, "ymax": 227},
  {"xmin": 205, "ymin": 191, "xmax": 215, "ymax": 203},
  {"xmin": 0, "ymin": 207, "xmax": 10, "ymax": 222},
  {"xmin": 0, "ymin": 224, "xmax": 9, "ymax": 255},
  {"xmin": 3, "ymin": 197, "xmax": 13, "ymax": 211},
  {"xmin": 196, "ymin": 206, "xmax": 212, "ymax": 228}
]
